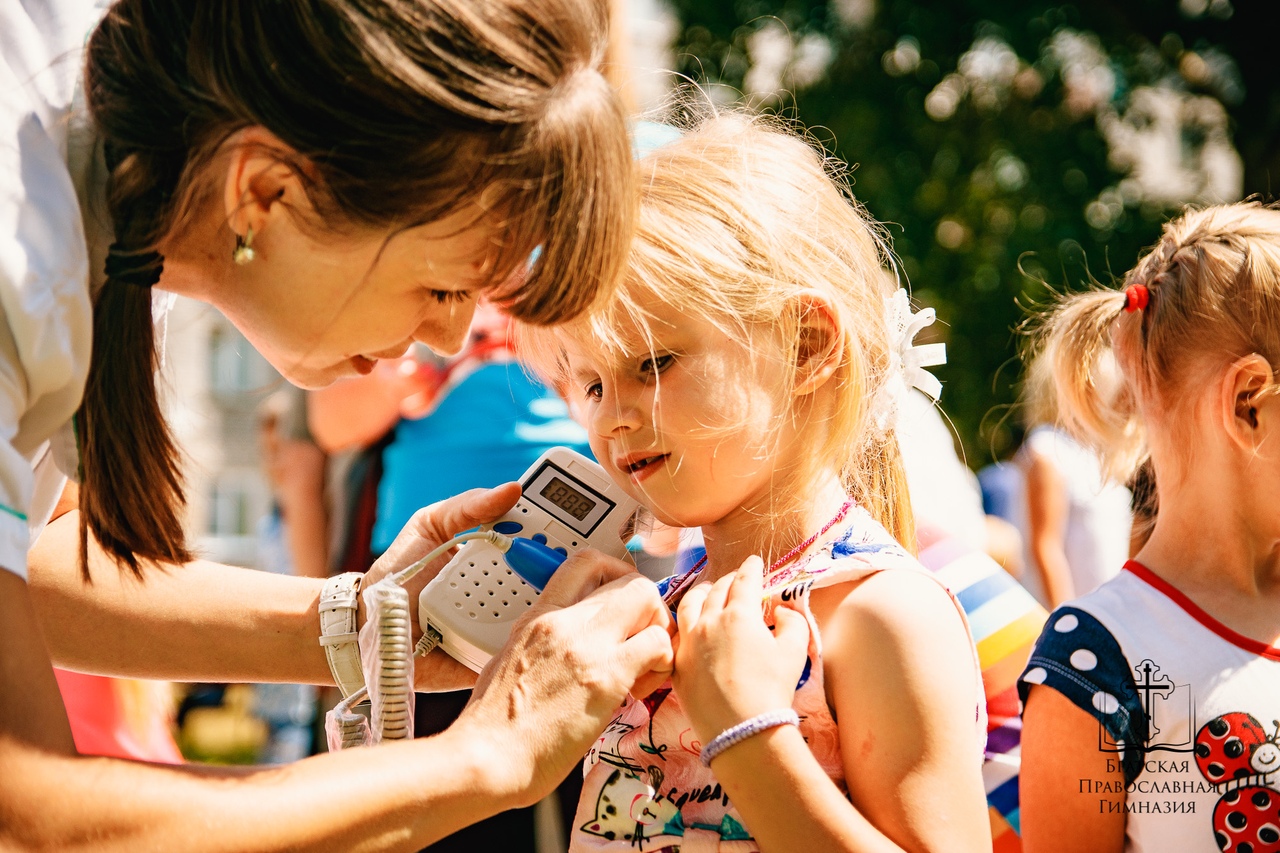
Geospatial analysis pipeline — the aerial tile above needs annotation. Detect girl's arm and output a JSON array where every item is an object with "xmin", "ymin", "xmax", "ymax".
[
  {"xmin": 1023, "ymin": 450, "xmax": 1076, "ymax": 607},
  {"xmin": 1021, "ymin": 684, "xmax": 1126, "ymax": 853},
  {"xmin": 673, "ymin": 562, "xmax": 990, "ymax": 853}
]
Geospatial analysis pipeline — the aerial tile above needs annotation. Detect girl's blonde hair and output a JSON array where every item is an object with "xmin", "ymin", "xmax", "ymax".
[
  {"xmin": 1037, "ymin": 202, "xmax": 1280, "ymax": 481},
  {"xmin": 523, "ymin": 114, "xmax": 915, "ymax": 548}
]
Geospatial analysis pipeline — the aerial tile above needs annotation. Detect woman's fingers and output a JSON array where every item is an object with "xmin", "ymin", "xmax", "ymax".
[
  {"xmin": 534, "ymin": 548, "xmax": 638, "ymax": 610},
  {"xmin": 461, "ymin": 572, "xmax": 674, "ymax": 805},
  {"xmin": 367, "ymin": 483, "xmax": 522, "ymax": 589},
  {"xmin": 619, "ymin": 624, "xmax": 675, "ymax": 700}
]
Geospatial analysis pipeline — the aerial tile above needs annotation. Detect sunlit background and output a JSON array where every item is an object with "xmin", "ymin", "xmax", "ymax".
[{"xmin": 630, "ymin": 0, "xmax": 1267, "ymax": 462}]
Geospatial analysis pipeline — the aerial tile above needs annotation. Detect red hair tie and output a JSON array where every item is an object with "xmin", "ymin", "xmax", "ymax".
[{"xmin": 1123, "ymin": 284, "xmax": 1149, "ymax": 313}]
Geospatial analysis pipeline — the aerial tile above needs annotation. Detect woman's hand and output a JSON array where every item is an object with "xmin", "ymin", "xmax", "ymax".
[
  {"xmin": 671, "ymin": 556, "xmax": 811, "ymax": 744},
  {"xmin": 457, "ymin": 549, "xmax": 674, "ymax": 806},
  {"xmin": 364, "ymin": 483, "xmax": 523, "ymax": 690}
]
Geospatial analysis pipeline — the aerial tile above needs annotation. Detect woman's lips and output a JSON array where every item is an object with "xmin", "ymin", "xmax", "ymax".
[{"xmin": 351, "ymin": 355, "xmax": 377, "ymax": 375}]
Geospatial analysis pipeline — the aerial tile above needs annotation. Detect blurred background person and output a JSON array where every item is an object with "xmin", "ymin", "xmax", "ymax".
[
  {"xmin": 1014, "ymin": 351, "xmax": 1131, "ymax": 608},
  {"xmin": 252, "ymin": 390, "xmax": 327, "ymax": 763}
]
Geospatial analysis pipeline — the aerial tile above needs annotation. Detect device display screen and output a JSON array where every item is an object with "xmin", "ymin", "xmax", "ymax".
[{"xmin": 539, "ymin": 477, "xmax": 596, "ymax": 522}]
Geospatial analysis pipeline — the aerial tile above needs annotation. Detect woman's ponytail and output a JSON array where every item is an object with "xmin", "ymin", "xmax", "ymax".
[
  {"xmin": 78, "ymin": 145, "xmax": 195, "ymax": 580},
  {"xmin": 77, "ymin": 276, "xmax": 191, "ymax": 579}
]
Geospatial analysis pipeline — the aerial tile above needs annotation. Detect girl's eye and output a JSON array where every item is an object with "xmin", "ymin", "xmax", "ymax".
[
  {"xmin": 639, "ymin": 354, "xmax": 675, "ymax": 375},
  {"xmin": 584, "ymin": 381, "xmax": 603, "ymax": 401},
  {"xmin": 429, "ymin": 289, "xmax": 471, "ymax": 305}
]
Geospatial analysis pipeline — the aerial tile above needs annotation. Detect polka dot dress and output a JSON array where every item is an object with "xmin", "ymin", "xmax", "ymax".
[
  {"xmin": 1017, "ymin": 564, "xmax": 1280, "ymax": 853},
  {"xmin": 1018, "ymin": 606, "xmax": 1147, "ymax": 784}
]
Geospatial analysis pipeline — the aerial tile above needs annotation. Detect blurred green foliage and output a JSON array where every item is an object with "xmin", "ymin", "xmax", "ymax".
[{"xmin": 664, "ymin": 0, "xmax": 1275, "ymax": 465}]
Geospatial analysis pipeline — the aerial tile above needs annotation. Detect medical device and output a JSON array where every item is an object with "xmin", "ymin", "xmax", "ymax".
[
  {"xmin": 327, "ymin": 447, "xmax": 640, "ymax": 749},
  {"xmin": 418, "ymin": 447, "xmax": 640, "ymax": 672}
]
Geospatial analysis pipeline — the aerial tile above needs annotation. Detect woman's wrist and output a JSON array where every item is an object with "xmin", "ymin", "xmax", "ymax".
[{"xmin": 443, "ymin": 711, "xmax": 530, "ymax": 811}]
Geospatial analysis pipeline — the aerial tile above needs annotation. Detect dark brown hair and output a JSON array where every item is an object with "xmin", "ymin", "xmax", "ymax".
[{"xmin": 81, "ymin": 0, "xmax": 634, "ymax": 577}]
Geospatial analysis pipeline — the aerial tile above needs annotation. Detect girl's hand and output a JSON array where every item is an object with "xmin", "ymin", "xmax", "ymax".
[{"xmin": 671, "ymin": 556, "xmax": 811, "ymax": 744}]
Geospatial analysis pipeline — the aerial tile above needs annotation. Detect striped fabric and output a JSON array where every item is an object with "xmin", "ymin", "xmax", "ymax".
[{"xmin": 919, "ymin": 535, "xmax": 1048, "ymax": 853}]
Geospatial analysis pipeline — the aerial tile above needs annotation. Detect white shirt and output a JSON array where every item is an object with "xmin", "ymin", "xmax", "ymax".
[
  {"xmin": 0, "ymin": 0, "xmax": 111, "ymax": 578},
  {"xmin": 896, "ymin": 390, "xmax": 988, "ymax": 552},
  {"xmin": 1022, "ymin": 567, "xmax": 1280, "ymax": 853},
  {"xmin": 1015, "ymin": 425, "xmax": 1132, "ymax": 605}
]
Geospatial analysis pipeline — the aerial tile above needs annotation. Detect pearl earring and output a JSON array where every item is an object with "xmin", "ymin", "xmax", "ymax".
[{"xmin": 233, "ymin": 226, "xmax": 256, "ymax": 265}]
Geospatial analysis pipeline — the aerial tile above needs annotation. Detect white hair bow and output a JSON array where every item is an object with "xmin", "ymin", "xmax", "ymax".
[{"xmin": 874, "ymin": 289, "xmax": 947, "ymax": 431}]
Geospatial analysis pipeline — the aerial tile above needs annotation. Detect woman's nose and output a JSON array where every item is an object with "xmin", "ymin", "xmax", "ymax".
[{"xmin": 415, "ymin": 297, "xmax": 479, "ymax": 357}]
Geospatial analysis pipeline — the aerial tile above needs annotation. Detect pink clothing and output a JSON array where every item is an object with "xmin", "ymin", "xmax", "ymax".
[
  {"xmin": 571, "ymin": 507, "xmax": 985, "ymax": 852},
  {"xmin": 54, "ymin": 670, "xmax": 183, "ymax": 764}
]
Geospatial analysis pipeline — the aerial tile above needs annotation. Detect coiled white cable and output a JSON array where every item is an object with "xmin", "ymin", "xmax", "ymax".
[
  {"xmin": 374, "ymin": 583, "xmax": 413, "ymax": 741},
  {"xmin": 328, "ymin": 686, "xmax": 371, "ymax": 750},
  {"xmin": 368, "ymin": 529, "xmax": 511, "ymax": 743}
]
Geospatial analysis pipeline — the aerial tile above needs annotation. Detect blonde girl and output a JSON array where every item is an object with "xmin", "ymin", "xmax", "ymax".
[
  {"xmin": 522, "ymin": 114, "xmax": 991, "ymax": 853},
  {"xmin": 1018, "ymin": 203, "xmax": 1280, "ymax": 853}
]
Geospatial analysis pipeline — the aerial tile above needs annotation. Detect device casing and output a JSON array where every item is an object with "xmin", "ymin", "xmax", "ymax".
[{"xmin": 418, "ymin": 448, "xmax": 639, "ymax": 671}]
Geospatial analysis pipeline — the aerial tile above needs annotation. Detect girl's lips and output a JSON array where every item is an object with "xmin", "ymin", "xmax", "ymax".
[
  {"xmin": 621, "ymin": 453, "xmax": 669, "ymax": 481},
  {"xmin": 351, "ymin": 355, "xmax": 378, "ymax": 375}
]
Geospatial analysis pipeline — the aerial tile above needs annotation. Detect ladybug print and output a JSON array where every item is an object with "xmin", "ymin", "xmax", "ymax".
[
  {"xmin": 1211, "ymin": 785, "xmax": 1280, "ymax": 853},
  {"xmin": 1197, "ymin": 714, "xmax": 1280, "ymax": 787},
  {"xmin": 1195, "ymin": 713, "xmax": 1280, "ymax": 852}
]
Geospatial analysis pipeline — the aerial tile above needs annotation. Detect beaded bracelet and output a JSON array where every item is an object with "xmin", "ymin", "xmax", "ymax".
[{"xmin": 699, "ymin": 709, "xmax": 801, "ymax": 766}]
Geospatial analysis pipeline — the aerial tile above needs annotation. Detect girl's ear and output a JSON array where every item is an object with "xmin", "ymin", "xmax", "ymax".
[
  {"xmin": 792, "ymin": 293, "xmax": 842, "ymax": 396},
  {"xmin": 1221, "ymin": 353, "xmax": 1275, "ymax": 451}
]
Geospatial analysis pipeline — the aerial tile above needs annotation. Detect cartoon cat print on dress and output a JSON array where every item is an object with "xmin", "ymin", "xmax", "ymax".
[
  {"xmin": 586, "ymin": 718, "xmax": 641, "ymax": 773},
  {"xmin": 1194, "ymin": 712, "xmax": 1280, "ymax": 852},
  {"xmin": 579, "ymin": 766, "xmax": 684, "ymax": 844}
]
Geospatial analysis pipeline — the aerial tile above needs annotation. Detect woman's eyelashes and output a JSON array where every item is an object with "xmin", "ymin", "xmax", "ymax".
[{"xmin": 428, "ymin": 288, "xmax": 471, "ymax": 305}]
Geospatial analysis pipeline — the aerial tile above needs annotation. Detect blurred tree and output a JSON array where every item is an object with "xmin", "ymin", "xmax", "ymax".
[{"xmin": 664, "ymin": 0, "xmax": 1268, "ymax": 464}]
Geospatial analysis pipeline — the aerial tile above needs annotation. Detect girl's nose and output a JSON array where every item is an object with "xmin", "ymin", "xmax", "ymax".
[{"xmin": 590, "ymin": 387, "xmax": 642, "ymax": 438}]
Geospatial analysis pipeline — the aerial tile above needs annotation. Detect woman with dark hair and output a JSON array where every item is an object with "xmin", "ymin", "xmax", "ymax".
[{"xmin": 0, "ymin": 1, "xmax": 671, "ymax": 848}]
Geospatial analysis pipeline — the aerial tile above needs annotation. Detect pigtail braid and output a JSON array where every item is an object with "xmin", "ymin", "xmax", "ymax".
[{"xmin": 1035, "ymin": 288, "xmax": 1142, "ymax": 483}]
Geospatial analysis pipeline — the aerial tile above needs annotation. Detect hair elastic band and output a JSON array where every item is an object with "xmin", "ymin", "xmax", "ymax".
[
  {"xmin": 104, "ymin": 243, "xmax": 164, "ymax": 288},
  {"xmin": 699, "ymin": 709, "xmax": 801, "ymax": 766},
  {"xmin": 1123, "ymin": 283, "xmax": 1149, "ymax": 313}
]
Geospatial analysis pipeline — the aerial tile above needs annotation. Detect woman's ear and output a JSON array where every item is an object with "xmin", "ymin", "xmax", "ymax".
[
  {"xmin": 792, "ymin": 293, "xmax": 842, "ymax": 396},
  {"xmin": 222, "ymin": 126, "xmax": 313, "ymax": 244},
  {"xmin": 1220, "ymin": 353, "xmax": 1275, "ymax": 451}
]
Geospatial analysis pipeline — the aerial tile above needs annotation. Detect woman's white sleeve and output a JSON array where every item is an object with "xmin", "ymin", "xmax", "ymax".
[{"xmin": 0, "ymin": 85, "xmax": 94, "ymax": 580}]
